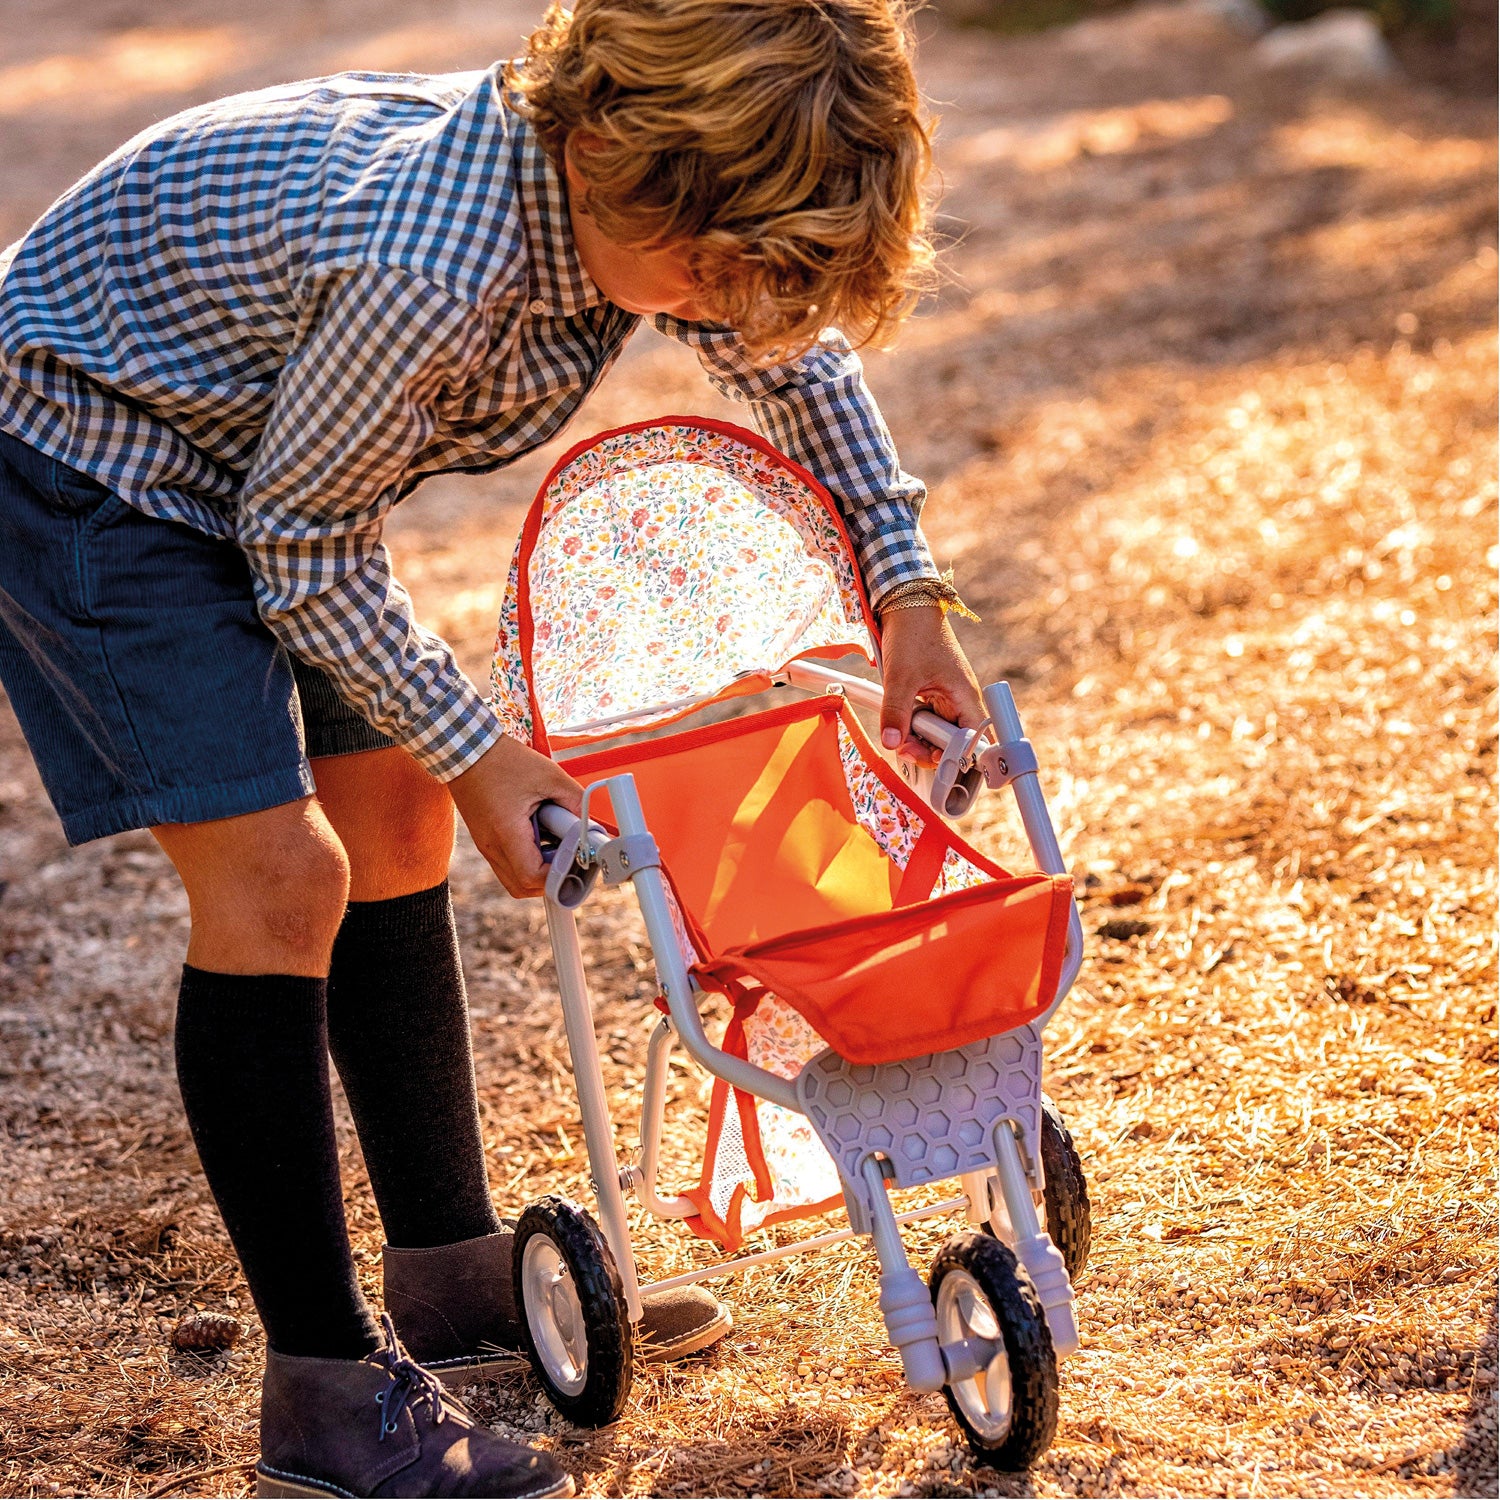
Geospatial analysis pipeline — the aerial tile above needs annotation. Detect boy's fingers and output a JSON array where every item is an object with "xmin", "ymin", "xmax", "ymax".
[
  {"xmin": 879, "ymin": 679, "xmax": 915, "ymax": 751},
  {"xmin": 899, "ymin": 728, "xmax": 942, "ymax": 768},
  {"xmin": 511, "ymin": 836, "xmax": 548, "ymax": 895},
  {"xmin": 882, "ymin": 680, "xmax": 948, "ymax": 768},
  {"xmin": 469, "ymin": 811, "xmax": 550, "ymax": 898},
  {"xmin": 541, "ymin": 772, "xmax": 585, "ymax": 816},
  {"xmin": 952, "ymin": 684, "xmax": 988, "ymax": 729},
  {"xmin": 496, "ymin": 846, "xmax": 546, "ymax": 899}
]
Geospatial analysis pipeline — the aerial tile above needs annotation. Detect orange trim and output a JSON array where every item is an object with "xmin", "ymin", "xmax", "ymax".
[
  {"xmin": 682, "ymin": 1189, "xmax": 847, "ymax": 1252},
  {"xmin": 566, "ymin": 692, "xmax": 840, "ymax": 780},
  {"xmin": 512, "ymin": 417, "xmax": 882, "ymax": 749},
  {"xmin": 735, "ymin": 1078, "xmax": 775, "ymax": 1203},
  {"xmin": 682, "ymin": 1194, "xmax": 731, "ymax": 1247},
  {"xmin": 682, "ymin": 1083, "xmax": 847, "ymax": 1251},
  {"xmin": 747, "ymin": 1192, "xmax": 845, "ymax": 1239},
  {"xmin": 702, "ymin": 1007, "xmax": 775, "ymax": 1241},
  {"xmin": 679, "ymin": 985, "xmax": 848, "ymax": 1252},
  {"xmin": 513, "ymin": 472, "xmax": 551, "ymax": 754},
  {"xmin": 832, "ymin": 703, "xmax": 1011, "ymax": 882},
  {"xmin": 682, "ymin": 1063, "xmax": 736, "ymax": 1246},
  {"xmin": 733, "ymin": 1090, "xmax": 771, "ymax": 1227}
]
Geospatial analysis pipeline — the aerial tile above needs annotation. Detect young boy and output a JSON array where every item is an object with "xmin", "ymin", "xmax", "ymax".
[{"xmin": 0, "ymin": 1, "xmax": 985, "ymax": 1495}]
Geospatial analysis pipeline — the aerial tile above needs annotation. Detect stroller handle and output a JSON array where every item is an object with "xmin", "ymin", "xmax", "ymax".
[
  {"xmin": 536, "ymin": 801, "xmax": 583, "ymax": 842},
  {"xmin": 532, "ymin": 802, "xmax": 609, "ymax": 908},
  {"xmin": 779, "ymin": 660, "xmax": 986, "ymax": 815},
  {"xmin": 778, "ymin": 658, "xmax": 968, "ymax": 754}
]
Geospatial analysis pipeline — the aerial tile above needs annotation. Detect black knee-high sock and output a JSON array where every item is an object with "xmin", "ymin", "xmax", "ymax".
[
  {"xmin": 325, "ymin": 881, "xmax": 501, "ymax": 1249},
  {"xmin": 174, "ymin": 967, "xmax": 382, "ymax": 1359}
]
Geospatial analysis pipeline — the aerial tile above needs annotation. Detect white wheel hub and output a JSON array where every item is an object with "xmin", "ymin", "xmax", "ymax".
[
  {"xmin": 936, "ymin": 1267, "xmax": 1013, "ymax": 1442},
  {"xmin": 522, "ymin": 1233, "xmax": 588, "ymax": 1396}
]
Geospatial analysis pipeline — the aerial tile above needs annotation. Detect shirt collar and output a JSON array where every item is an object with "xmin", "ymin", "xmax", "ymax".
[{"xmin": 499, "ymin": 81, "xmax": 603, "ymax": 318}]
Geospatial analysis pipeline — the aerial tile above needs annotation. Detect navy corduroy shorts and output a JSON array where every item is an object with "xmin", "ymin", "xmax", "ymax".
[{"xmin": 0, "ymin": 429, "xmax": 395, "ymax": 844}]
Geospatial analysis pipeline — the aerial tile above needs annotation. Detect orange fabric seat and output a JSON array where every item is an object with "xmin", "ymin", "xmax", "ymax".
[{"xmin": 568, "ymin": 696, "xmax": 1073, "ymax": 1068}]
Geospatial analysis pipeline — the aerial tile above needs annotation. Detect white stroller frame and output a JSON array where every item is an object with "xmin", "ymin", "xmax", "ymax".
[{"xmin": 521, "ymin": 662, "xmax": 1086, "ymax": 1452}]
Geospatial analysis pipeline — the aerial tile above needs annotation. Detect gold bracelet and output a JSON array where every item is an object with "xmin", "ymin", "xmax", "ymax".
[
  {"xmin": 876, "ymin": 569, "xmax": 980, "ymax": 623},
  {"xmin": 878, "ymin": 581, "xmax": 935, "ymax": 607}
]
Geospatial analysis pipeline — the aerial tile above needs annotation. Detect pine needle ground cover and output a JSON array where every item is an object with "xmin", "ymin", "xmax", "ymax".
[{"xmin": 0, "ymin": 3, "xmax": 1494, "ymax": 1496}]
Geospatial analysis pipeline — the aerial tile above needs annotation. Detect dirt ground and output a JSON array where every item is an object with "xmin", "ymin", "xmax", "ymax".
[{"xmin": 0, "ymin": 3, "xmax": 1496, "ymax": 1497}]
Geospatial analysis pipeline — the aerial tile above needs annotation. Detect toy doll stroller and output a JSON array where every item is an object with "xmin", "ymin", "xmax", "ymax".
[{"xmin": 488, "ymin": 419, "xmax": 1090, "ymax": 1468}]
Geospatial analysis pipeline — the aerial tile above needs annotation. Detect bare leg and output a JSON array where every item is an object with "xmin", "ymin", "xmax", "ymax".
[{"xmin": 311, "ymin": 744, "xmax": 455, "ymax": 901}]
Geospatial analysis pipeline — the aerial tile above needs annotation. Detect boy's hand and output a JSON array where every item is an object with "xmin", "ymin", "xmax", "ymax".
[
  {"xmin": 449, "ymin": 735, "xmax": 584, "ymax": 897},
  {"xmin": 878, "ymin": 606, "xmax": 987, "ymax": 768}
]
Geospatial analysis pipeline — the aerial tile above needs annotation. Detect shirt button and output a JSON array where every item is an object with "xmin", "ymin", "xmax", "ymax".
[{"xmin": 529, "ymin": 298, "xmax": 546, "ymax": 315}]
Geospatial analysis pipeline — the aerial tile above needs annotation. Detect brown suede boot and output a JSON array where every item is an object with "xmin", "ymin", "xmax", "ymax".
[
  {"xmin": 384, "ymin": 1230, "xmax": 731, "ymax": 1384},
  {"xmin": 255, "ymin": 1316, "xmax": 572, "ymax": 1498},
  {"xmin": 382, "ymin": 1232, "xmax": 526, "ymax": 1383}
]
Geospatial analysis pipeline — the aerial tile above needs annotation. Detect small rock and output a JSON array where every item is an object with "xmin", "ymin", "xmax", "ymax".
[
  {"xmin": 1057, "ymin": 1, "xmax": 1257, "ymax": 62},
  {"xmin": 1253, "ymin": 10, "xmax": 1398, "ymax": 82}
]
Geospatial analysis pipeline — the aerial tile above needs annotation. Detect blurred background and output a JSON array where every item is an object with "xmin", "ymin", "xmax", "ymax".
[
  {"xmin": 0, "ymin": 4, "xmax": 1495, "ymax": 1497},
  {"xmin": 3, "ymin": 0, "xmax": 1489, "ymax": 692}
]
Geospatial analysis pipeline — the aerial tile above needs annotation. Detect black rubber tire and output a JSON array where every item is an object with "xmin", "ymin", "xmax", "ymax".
[
  {"xmin": 1039, "ymin": 1095, "xmax": 1092, "ymax": 1281},
  {"xmin": 512, "ymin": 1196, "xmax": 633, "ymax": 1426},
  {"xmin": 930, "ymin": 1231, "xmax": 1059, "ymax": 1469}
]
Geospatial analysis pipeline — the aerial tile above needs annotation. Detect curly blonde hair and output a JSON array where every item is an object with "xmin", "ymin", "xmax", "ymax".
[{"xmin": 504, "ymin": 0, "xmax": 936, "ymax": 360}]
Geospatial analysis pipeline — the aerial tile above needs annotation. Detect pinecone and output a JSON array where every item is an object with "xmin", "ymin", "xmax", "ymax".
[{"xmin": 170, "ymin": 1311, "xmax": 244, "ymax": 1353}]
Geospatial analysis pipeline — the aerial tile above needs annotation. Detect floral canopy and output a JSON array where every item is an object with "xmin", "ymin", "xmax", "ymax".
[{"xmin": 489, "ymin": 418, "xmax": 878, "ymax": 751}]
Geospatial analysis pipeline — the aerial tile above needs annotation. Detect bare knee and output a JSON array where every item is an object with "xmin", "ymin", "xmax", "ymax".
[
  {"xmin": 249, "ymin": 816, "xmax": 351, "ymax": 957},
  {"xmin": 154, "ymin": 799, "xmax": 351, "ymax": 975},
  {"xmin": 312, "ymin": 746, "xmax": 454, "ymax": 901}
]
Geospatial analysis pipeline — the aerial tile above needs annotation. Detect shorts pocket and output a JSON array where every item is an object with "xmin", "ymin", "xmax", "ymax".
[
  {"xmin": 0, "ymin": 430, "xmax": 102, "ymax": 516},
  {"xmin": 49, "ymin": 461, "xmax": 115, "ymax": 518}
]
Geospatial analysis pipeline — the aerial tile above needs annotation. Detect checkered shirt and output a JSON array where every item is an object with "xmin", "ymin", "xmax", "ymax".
[{"xmin": 0, "ymin": 67, "xmax": 936, "ymax": 779}]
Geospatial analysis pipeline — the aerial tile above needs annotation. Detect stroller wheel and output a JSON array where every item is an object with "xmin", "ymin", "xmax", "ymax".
[
  {"xmin": 513, "ymin": 1196, "xmax": 634, "ymax": 1425},
  {"xmin": 930, "ymin": 1232, "xmax": 1058, "ymax": 1469},
  {"xmin": 1039, "ymin": 1095, "xmax": 1092, "ymax": 1280}
]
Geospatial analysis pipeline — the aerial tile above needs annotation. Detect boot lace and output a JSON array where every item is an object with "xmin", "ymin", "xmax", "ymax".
[{"xmin": 372, "ymin": 1314, "xmax": 448, "ymax": 1442}]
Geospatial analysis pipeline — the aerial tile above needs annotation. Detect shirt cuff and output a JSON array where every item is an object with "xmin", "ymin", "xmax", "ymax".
[
  {"xmin": 846, "ymin": 509, "xmax": 940, "ymax": 610},
  {"xmin": 396, "ymin": 680, "xmax": 508, "ymax": 781}
]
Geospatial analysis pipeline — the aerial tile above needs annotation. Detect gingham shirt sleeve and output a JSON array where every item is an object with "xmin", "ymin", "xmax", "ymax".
[
  {"xmin": 654, "ymin": 317, "xmax": 938, "ymax": 606},
  {"xmin": 237, "ymin": 266, "xmax": 503, "ymax": 781}
]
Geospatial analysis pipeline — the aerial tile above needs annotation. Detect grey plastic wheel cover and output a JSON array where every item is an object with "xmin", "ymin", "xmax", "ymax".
[
  {"xmin": 936, "ymin": 1267, "xmax": 1014, "ymax": 1442},
  {"xmin": 522, "ymin": 1232, "xmax": 588, "ymax": 1397}
]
